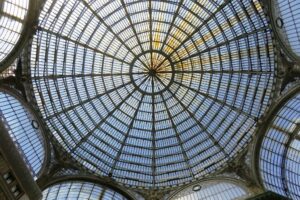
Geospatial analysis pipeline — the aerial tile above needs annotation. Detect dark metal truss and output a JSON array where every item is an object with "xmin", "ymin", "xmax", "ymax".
[{"xmin": 29, "ymin": 0, "xmax": 276, "ymax": 189}]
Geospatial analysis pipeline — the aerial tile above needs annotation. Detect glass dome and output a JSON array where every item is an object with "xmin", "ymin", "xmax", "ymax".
[
  {"xmin": 259, "ymin": 91, "xmax": 300, "ymax": 200},
  {"xmin": 0, "ymin": 89, "xmax": 46, "ymax": 179},
  {"xmin": 42, "ymin": 181, "xmax": 128, "ymax": 200},
  {"xmin": 170, "ymin": 179, "xmax": 251, "ymax": 200},
  {"xmin": 0, "ymin": 0, "xmax": 30, "ymax": 69},
  {"xmin": 272, "ymin": 0, "xmax": 300, "ymax": 60},
  {"xmin": 30, "ymin": 0, "xmax": 276, "ymax": 188}
]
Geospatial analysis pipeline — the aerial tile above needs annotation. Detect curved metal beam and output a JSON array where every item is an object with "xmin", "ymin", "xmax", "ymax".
[{"xmin": 0, "ymin": 0, "xmax": 40, "ymax": 72}]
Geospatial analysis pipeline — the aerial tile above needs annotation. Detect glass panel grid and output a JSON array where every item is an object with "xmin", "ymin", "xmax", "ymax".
[
  {"xmin": 259, "ymin": 93, "xmax": 300, "ymax": 199},
  {"xmin": 0, "ymin": 91, "xmax": 45, "ymax": 179},
  {"xmin": 42, "ymin": 181, "xmax": 128, "ymax": 200},
  {"xmin": 0, "ymin": 0, "xmax": 29, "ymax": 62},
  {"xmin": 274, "ymin": 0, "xmax": 300, "ymax": 57},
  {"xmin": 171, "ymin": 180, "xmax": 250, "ymax": 200},
  {"xmin": 30, "ymin": 0, "xmax": 276, "ymax": 188}
]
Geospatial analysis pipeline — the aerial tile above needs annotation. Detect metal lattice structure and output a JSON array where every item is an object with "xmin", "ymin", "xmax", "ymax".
[
  {"xmin": 0, "ymin": 88, "xmax": 46, "ymax": 180},
  {"xmin": 42, "ymin": 181, "xmax": 128, "ymax": 200},
  {"xmin": 270, "ymin": 0, "xmax": 300, "ymax": 61},
  {"xmin": 169, "ymin": 178, "xmax": 252, "ymax": 200},
  {"xmin": 29, "ymin": 0, "xmax": 276, "ymax": 188},
  {"xmin": 258, "ymin": 87, "xmax": 300, "ymax": 200},
  {"xmin": 0, "ymin": 0, "xmax": 37, "ymax": 72}
]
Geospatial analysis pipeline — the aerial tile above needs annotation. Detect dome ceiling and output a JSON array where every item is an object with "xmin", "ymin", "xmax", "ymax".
[
  {"xmin": 259, "ymin": 90, "xmax": 300, "ymax": 199},
  {"xmin": 170, "ymin": 179, "xmax": 251, "ymax": 200},
  {"xmin": 29, "ymin": 0, "xmax": 276, "ymax": 188},
  {"xmin": 42, "ymin": 181, "xmax": 128, "ymax": 200},
  {"xmin": 0, "ymin": 0, "xmax": 29, "ymax": 69},
  {"xmin": 0, "ymin": 90, "xmax": 45, "ymax": 179},
  {"xmin": 272, "ymin": 0, "xmax": 300, "ymax": 60}
]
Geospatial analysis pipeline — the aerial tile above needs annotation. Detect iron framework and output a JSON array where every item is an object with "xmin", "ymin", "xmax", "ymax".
[
  {"xmin": 0, "ymin": 86, "xmax": 49, "ymax": 180},
  {"xmin": 168, "ymin": 177, "xmax": 253, "ymax": 200},
  {"xmin": 28, "ymin": 0, "xmax": 277, "ymax": 189},
  {"xmin": 254, "ymin": 85, "xmax": 300, "ymax": 200},
  {"xmin": 268, "ymin": 0, "xmax": 300, "ymax": 62},
  {"xmin": 42, "ymin": 180, "xmax": 129, "ymax": 200},
  {"xmin": 0, "ymin": 0, "xmax": 38, "ymax": 72}
]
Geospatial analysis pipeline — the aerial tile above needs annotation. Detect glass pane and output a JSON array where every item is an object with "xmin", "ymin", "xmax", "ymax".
[{"xmin": 30, "ymin": 0, "xmax": 276, "ymax": 188}]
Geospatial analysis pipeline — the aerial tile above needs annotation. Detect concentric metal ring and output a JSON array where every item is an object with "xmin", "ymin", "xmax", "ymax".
[
  {"xmin": 130, "ymin": 50, "xmax": 174, "ymax": 95},
  {"xmin": 29, "ymin": 0, "xmax": 276, "ymax": 188}
]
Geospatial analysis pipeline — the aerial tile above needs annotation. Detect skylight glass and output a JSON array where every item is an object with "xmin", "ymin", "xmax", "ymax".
[
  {"xmin": 30, "ymin": 0, "xmax": 276, "ymax": 188},
  {"xmin": 42, "ymin": 181, "xmax": 128, "ymax": 200},
  {"xmin": 259, "ymin": 92, "xmax": 300, "ymax": 200},
  {"xmin": 171, "ymin": 180, "xmax": 250, "ymax": 200},
  {"xmin": 0, "ymin": 90, "xmax": 45, "ymax": 179},
  {"xmin": 274, "ymin": 0, "xmax": 300, "ymax": 58},
  {"xmin": 0, "ymin": 0, "xmax": 29, "ymax": 63}
]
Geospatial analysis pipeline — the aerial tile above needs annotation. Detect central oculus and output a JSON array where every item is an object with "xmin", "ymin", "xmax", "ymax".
[
  {"xmin": 148, "ymin": 68, "xmax": 157, "ymax": 77},
  {"xmin": 130, "ymin": 51, "xmax": 174, "ymax": 95}
]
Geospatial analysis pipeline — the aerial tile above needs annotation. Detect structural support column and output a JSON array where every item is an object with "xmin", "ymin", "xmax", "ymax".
[{"xmin": 0, "ymin": 121, "xmax": 42, "ymax": 200}]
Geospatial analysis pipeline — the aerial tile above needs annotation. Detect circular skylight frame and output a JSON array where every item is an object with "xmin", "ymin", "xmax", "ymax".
[
  {"xmin": 268, "ymin": 0, "xmax": 300, "ymax": 63},
  {"xmin": 28, "ymin": 0, "xmax": 277, "ymax": 189},
  {"xmin": 253, "ymin": 84, "xmax": 300, "ymax": 199},
  {"xmin": 0, "ymin": 86, "xmax": 49, "ymax": 179},
  {"xmin": 0, "ymin": 0, "xmax": 39, "ymax": 73}
]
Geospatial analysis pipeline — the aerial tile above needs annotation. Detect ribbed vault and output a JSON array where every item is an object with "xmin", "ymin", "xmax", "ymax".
[
  {"xmin": 0, "ymin": 0, "xmax": 29, "ymax": 62},
  {"xmin": 42, "ymin": 181, "xmax": 128, "ymax": 200},
  {"xmin": 259, "ymin": 88, "xmax": 300, "ymax": 200},
  {"xmin": 29, "ymin": 0, "xmax": 276, "ymax": 188},
  {"xmin": 271, "ymin": 0, "xmax": 300, "ymax": 61},
  {"xmin": 170, "ymin": 179, "xmax": 251, "ymax": 200},
  {"xmin": 0, "ymin": 0, "xmax": 37, "ymax": 72},
  {"xmin": 0, "ymin": 89, "xmax": 46, "ymax": 179}
]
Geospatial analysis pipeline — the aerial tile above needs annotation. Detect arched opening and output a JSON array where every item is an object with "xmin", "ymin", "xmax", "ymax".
[{"xmin": 0, "ymin": 88, "xmax": 47, "ymax": 179}]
